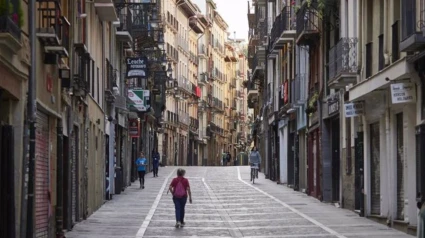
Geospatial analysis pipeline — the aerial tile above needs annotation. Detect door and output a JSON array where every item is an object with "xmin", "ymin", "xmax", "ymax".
[
  {"xmin": 194, "ymin": 141, "xmax": 198, "ymax": 166},
  {"xmin": 332, "ymin": 119, "xmax": 340, "ymax": 202},
  {"xmin": 396, "ymin": 113, "xmax": 404, "ymax": 220},
  {"xmin": 71, "ymin": 126, "xmax": 78, "ymax": 224},
  {"xmin": 163, "ymin": 133, "xmax": 168, "ymax": 166},
  {"xmin": 355, "ymin": 132, "xmax": 364, "ymax": 212},
  {"xmin": 0, "ymin": 125, "xmax": 15, "ymax": 238},
  {"xmin": 63, "ymin": 135, "xmax": 70, "ymax": 229},
  {"xmin": 370, "ymin": 122, "xmax": 381, "ymax": 215},
  {"xmin": 35, "ymin": 111, "xmax": 50, "ymax": 238},
  {"xmin": 288, "ymin": 132, "xmax": 295, "ymax": 186}
]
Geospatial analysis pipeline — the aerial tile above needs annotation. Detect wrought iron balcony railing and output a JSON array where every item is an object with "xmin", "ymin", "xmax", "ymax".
[
  {"xmin": 328, "ymin": 37, "xmax": 358, "ymax": 82},
  {"xmin": 178, "ymin": 76, "xmax": 192, "ymax": 93},
  {"xmin": 166, "ymin": 110, "xmax": 179, "ymax": 125},
  {"xmin": 270, "ymin": 6, "xmax": 294, "ymax": 48},
  {"xmin": 116, "ymin": 6, "xmax": 132, "ymax": 34},
  {"xmin": 36, "ymin": 0, "xmax": 70, "ymax": 57},
  {"xmin": 0, "ymin": 14, "xmax": 21, "ymax": 41},
  {"xmin": 258, "ymin": 20, "xmax": 267, "ymax": 42},
  {"xmin": 296, "ymin": 1, "xmax": 320, "ymax": 44},
  {"xmin": 178, "ymin": 110, "xmax": 189, "ymax": 126}
]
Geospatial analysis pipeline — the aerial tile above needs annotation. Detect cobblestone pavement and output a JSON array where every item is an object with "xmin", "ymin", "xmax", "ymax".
[{"xmin": 66, "ymin": 166, "xmax": 413, "ymax": 238}]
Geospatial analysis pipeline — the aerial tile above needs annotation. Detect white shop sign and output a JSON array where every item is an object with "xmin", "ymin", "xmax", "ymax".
[
  {"xmin": 344, "ymin": 102, "xmax": 364, "ymax": 117},
  {"xmin": 390, "ymin": 82, "xmax": 416, "ymax": 104}
]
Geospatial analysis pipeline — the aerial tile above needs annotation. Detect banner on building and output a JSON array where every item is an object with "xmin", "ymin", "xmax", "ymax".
[
  {"xmin": 128, "ymin": 89, "xmax": 151, "ymax": 112},
  {"xmin": 344, "ymin": 102, "xmax": 364, "ymax": 117},
  {"xmin": 126, "ymin": 57, "xmax": 147, "ymax": 78},
  {"xmin": 390, "ymin": 82, "xmax": 416, "ymax": 104},
  {"xmin": 128, "ymin": 119, "xmax": 140, "ymax": 138}
]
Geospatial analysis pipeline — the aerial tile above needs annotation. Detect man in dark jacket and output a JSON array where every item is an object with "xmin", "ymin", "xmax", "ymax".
[{"xmin": 152, "ymin": 149, "xmax": 160, "ymax": 177}]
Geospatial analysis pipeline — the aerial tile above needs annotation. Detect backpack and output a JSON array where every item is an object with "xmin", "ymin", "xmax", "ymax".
[{"xmin": 174, "ymin": 179, "xmax": 186, "ymax": 198}]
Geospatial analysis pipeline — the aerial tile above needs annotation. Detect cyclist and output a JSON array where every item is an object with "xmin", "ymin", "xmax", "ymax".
[{"xmin": 249, "ymin": 147, "xmax": 261, "ymax": 180}]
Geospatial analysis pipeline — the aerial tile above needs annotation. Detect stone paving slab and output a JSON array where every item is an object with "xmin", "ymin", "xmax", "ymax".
[{"xmin": 66, "ymin": 166, "xmax": 414, "ymax": 237}]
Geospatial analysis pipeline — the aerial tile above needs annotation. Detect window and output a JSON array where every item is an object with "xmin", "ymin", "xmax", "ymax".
[
  {"xmin": 401, "ymin": 0, "xmax": 416, "ymax": 40},
  {"xmin": 378, "ymin": 34, "xmax": 384, "ymax": 70}
]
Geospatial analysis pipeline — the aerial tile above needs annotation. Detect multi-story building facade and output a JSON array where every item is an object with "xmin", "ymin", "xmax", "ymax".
[
  {"xmin": 161, "ymin": 0, "xmax": 204, "ymax": 166},
  {"xmin": 0, "ymin": 0, "xmax": 29, "ymax": 236},
  {"xmin": 248, "ymin": 0, "xmax": 425, "ymax": 235},
  {"xmin": 1, "ymin": 0, "xmax": 166, "ymax": 236}
]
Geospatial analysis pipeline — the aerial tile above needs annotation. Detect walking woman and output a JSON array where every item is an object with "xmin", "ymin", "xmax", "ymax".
[{"xmin": 168, "ymin": 169, "xmax": 192, "ymax": 228}]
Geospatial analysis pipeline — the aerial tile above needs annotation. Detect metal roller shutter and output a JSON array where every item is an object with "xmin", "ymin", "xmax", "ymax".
[
  {"xmin": 370, "ymin": 122, "xmax": 380, "ymax": 215},
  {"xmin": 71, "ymin": 128, "xmax": 77, "ymax": 224},
  {"xmin": 35, "ymin": 111, "xmax": 49, "ymax": 238},
  {"xmin": 396, "ymin": 113, "xmax": 404, "ymax": 219}
]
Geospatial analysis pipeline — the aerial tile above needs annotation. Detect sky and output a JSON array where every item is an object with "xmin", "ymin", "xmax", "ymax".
[{"xmin": 192, "ymin": 0, "xmax": 250, "ymax": 42}]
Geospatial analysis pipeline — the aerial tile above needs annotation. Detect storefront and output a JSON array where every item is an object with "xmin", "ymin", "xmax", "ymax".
[
  {"xmin": 35, "ymin": 110, "xmax": 51, "ymax": 237},
  {"xmin": 307, "ymin": 109, "xmax": 321, "ymax": 199},
  {"xmin": 322, "ymin": 93, "xmax": 340, "ymax": 202}
]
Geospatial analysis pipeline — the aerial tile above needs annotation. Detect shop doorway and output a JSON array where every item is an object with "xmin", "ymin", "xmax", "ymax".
[{"xmin": 331, "ymin": 118, "xmax": 340, "ymax": 202}]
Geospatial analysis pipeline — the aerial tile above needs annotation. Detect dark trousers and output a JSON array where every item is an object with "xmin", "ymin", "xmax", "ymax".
[
  {"xmin": 153, "ymin": 167, "xmax": 158, "ymax": 176},
  {"xmin": 138, "ymin": 171, "xmax": 145, "ymax": 185},
  {"xmin": 173, "ymin": 197, "xmax": 187, "ymax": 223}
]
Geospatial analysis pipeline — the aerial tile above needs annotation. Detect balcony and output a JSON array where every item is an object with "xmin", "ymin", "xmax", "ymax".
[
  {"xmin": 251, "ymin": 55, "xmax": 265, "ymax": 82},
  {"xmin": 36, "ymin": 1, "xmax": 70, "ymax": 58},
  {"xmin": 327, "ymin": 37, "xmax": 358, "ymax": 88},
  {"xmin": 296, "ymin": 1, "xmax": 320, "ymax": 46},
  {"xmin": 230, "ymin": 78, "xmax": 236, "ymax": 88},
  {"xmin": 165, "ymin": 11, "xmax": 178, "ymax": 34},
  {"xmin": 177, "ymin": 76, "xmax": 192, "ymax": 94},
  {"xmin": 165, "ymin": 111, "xmax": 179, "ymax": 127},
  {"xmin": 189, "ymin": 17, "xmax": 204, "ymax": 34},
  {"xmin": 114, "ymin": 5, "xmax": 133, "ymax": 46},
  {"xmin": 231, "ymin": 99, "xmax": 237, "ymax": 110},
  {"xmin": 167, "ymin": 43, "xmax": 179, "ymax": 63},
  {"xmin": 247, "ymin": 81, "xmax": 258, "ymax": 109},
  {"xmin": 178, "ymin": 110, "xmax": 189, "ymax": 126},
  {"xmin": 95, "ymin": 0, "xmax": 118, "ymax": 22},
  {"xmin": 190, "ymin": 117, "xmax": 199, "ymax": 133},
  {"xmin": 198, "ymin": 73, "xmax": 207, "ymax": 86},
  {"xmin": 0, "ymin": 13, "xmax": 22, "ymax": 53},
  {"xmin": 212, "ymin": 97, "xmax": 224, "ymax": 112},
  {"xmin": 73, "ymin": 50, "xmax": 91, "ymax": 96},
  {"xmin": 269, "ymin": 6, "xmax": 296, "ymax": 52}
]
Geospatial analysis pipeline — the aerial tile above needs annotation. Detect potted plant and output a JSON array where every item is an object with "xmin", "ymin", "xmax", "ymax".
[{"xmin": 305, "ymin": 91, "xmax": 319, "ymax": 116}]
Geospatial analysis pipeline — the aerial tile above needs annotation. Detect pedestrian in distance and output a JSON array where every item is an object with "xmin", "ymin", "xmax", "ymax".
[
  {"xmin": 226, "ymin": 152, "xmax": 231, "ymax": 166},
  {"xmin": 152, "ymin": 149, "xmax": 160, "ymax": 177},
  {"xmin": 168, "ymin": 168, "xmax": 192, "ymax": 228},
  {"xmin": 136, "ymin": 151, "xmax": 147, "ymax": 189}
]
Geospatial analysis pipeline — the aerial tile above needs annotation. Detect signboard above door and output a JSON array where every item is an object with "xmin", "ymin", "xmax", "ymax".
[{"xmin": 390, "ymin": 82, "xmax": 416, "ymax": 104}]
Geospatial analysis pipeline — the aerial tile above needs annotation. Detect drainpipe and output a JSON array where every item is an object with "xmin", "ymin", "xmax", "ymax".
[
  {"xmin": 56, "ymin": 122, "xmax": 64, "ymax": 238},
  {"xmin": 23, "ymin": 0, "xmax": 37, "ymax": 236}
]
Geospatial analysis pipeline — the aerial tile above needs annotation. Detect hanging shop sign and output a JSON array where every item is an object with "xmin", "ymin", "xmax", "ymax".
[
  {"xmin": 328, "ymin": 99, "xmax": 340, "ymax": 116},
  {"xmin": 344, "ymin": 102, "xmax": 364, "ymax": 117},
  {"xmin": 128, "ymin": 119, "xmax": 140, "ymax": 138},
  {"xmin": 126, "ymin": 56, "xmax": 148, "ymax": 78},
  {"xmin": 127, "ymin": 89, "xmax": 151, "ymax": 112},
  {"xmin": 390, "ymin": 82, "xmax": 416, "ymax": 104}
]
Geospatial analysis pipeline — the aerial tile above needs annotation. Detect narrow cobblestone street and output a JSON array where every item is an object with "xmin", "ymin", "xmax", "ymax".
[{"xmin": 66, "ymin": 167, "xmax": 412, "ymax": 238}]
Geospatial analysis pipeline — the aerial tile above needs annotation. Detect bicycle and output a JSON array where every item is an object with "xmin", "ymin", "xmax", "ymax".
[{"xmin": 250, "ymin": 163, "xmax": 259, "ymax": 184}]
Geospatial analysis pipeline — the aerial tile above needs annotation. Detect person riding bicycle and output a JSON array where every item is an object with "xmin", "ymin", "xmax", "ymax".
[{"xmin": 249, "ymin": 147, "xmax": 261, "ymax": 180}]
